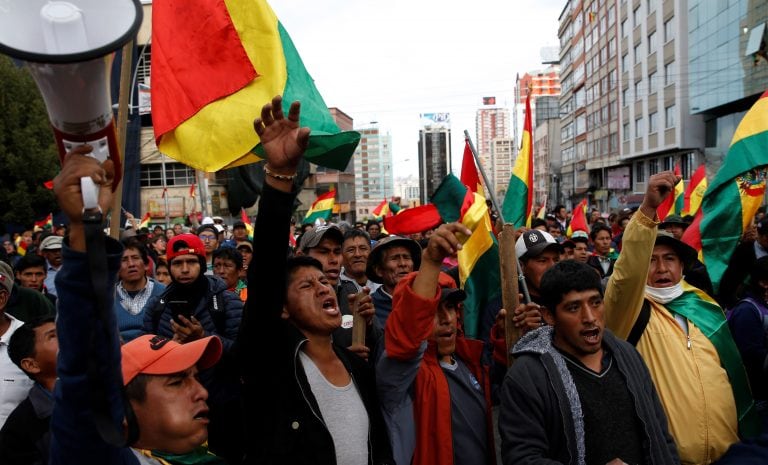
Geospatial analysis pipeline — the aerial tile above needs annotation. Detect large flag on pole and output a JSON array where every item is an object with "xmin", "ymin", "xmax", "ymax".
[
  {"xmin": 303, "ymin": 189, "xmax": 336, "ymax": 225},
  {"xmin": 432, "ymin": 175, "xmax": 500, "ymax": 339},
  {"xmin": 682, "ymin": 90, "xmax": 768, "ymax": 293},
  {"xmin": 138, "ymin": 212, "xmax": 151, "ymax": 229},
  {"xmin": 34, "ymin": 213, "xmax": 53, "ymax": 230},
  {"xmin": 151, "ymin": 0, "xmax": 360, "ymax": 172},
  {"xmin": 566, "ymin": 199, "xmax": 588, "ymax": 236},
  {"xmin": 240, "ymin": 208, "xmax": 254, "ymax": 241},
  {"xmin": 502, "ymin": 91, "xmax": 533, "ymax": 228},
  {"xmin": 683, "ymin": 164, "xmax": 707, "ymax": 216},
  {"xmin": 460, "ymin": 140, "xmax": 483, "ymax": 193}
]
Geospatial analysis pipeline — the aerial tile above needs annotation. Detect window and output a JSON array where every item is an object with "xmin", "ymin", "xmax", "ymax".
[
  {"xmin": 576, "ymin": 114, "xmax": 586, "ymax": 135},
  {"xmin": 609, "ymin": 38, "xmax": 617, "ymax": 58},
  {"xmin": 610, "ymin": 133, "xmax": 618, "ymax": 152},
  {"xmin": 140, "ymin": 162, "xmax": 195, "ymax": 187},
  {"xmin": 623, "ymin": 122, "xmax": 630, "ymax": 141},
  {"xmin": 635, "ymin": 117, "xmax": 644, "ymax": 135},
  {"xmin": 665, "ymin": 105, "xmax": 676, "ymax": 128},
  {"xmin": 649, "ymin": 158, "xmax": 659, "ymax": 175},
  {"xmin": 633, "ymin": 6, "xmax": 641, "ymax": 26},
  {"xmin": 664, "ymin": 61, "xmax": 675, "ymax": 86},
  {"xmin": 649, "ymin": 111, "xmax": 658, "ymax": 133},
  {"xmin": 622, "ymin": 88, "xmax": 629, "ymax": 106},
  {"xmin": 621, "ymin": 19, "xmax": 628, "ymax": 37},
  {"xmin": 663, "ymin": 156, "xmax": 674, "ymax": 171},
  {"xmin": 664, "ymin": 18, "xmax": 675, "ymax": 42},
  {"xmin": 634, "ymin": 43, "xmax": 642, "ymax": 64},
  {"xmin": 648, "ymin": 31, "xmax": 657, "ymax": 53},
  {"xmin": 682, "ymin": 152, "xmax": 695, "ymax": 179},
  {"xmin": 649, "ymin": 71, "xmax": 658, "ymax": 94},
  {"xmin": 635, "ymin": 80, "xmax": 642, "ymax": 99},
  {"xmin": 608, "ymin": 6, "xmax": 616, "ymax": 27},
  {"xmin": 647, "ymin": 0, "xmax": 655, "ymax": 14},
  {"xmin": 636, "ymin": 161, "xmax": 646, "ymax": 182},
  {"xmin": 621, "ymin": 53, "xmax": 628, "ymax": 71}
]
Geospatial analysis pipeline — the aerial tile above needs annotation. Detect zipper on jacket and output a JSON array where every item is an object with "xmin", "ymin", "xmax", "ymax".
[{"xmin": 686, "ymin": 334, "xmax": 691, "ymax": 350}]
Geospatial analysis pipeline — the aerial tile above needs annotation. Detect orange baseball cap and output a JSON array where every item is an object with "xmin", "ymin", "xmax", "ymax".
[{"xmin": 121, "ymin": 334, "xmax": 223, "ymax": 385}]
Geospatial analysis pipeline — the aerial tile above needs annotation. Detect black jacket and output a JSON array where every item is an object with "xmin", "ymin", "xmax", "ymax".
[
  {"xmin": 237, "ymin": 184, "xmax": 393, "ymax": 465},
  {"xmin": 499, "ymin": 327, "xmax": 678, "ymax": 465},
  {"xmin": 0, "ymin": 383, "xmax": 51, "ymax": 465}
]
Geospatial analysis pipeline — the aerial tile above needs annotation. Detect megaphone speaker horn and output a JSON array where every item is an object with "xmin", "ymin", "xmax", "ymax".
[{"xmin": 0, "ymin": 0, "xmax": 143, "ymax": 207}]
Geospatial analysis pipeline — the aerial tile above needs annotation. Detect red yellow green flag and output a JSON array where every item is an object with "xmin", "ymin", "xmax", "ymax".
[
  {"xmin": 303, "ymin": 189, "xmax": 335, "ymax": 225},
  {"xmin": 372, "ymin": 199, "xmax": 389, "ymax": 218},
  {"xmin": 34, "ymin": 213, "xmax": 53, "ymax": 230},
  {"xmin": 138, "ymin": 213, "xmax": 151, "ymax": 229},
  {"xmin": 683, "ymin": 165, "xmax": 707, "ymax": 216},
  {"xmin": 432, "ymin": 175, "xmax": 500, "ymax": 339},
  {"xmin": 460, "ymin": 140, "xmax": 483, "ymax": 193},
  {"xmin": 682, "ymin": 90, "xmax": 768, "ymax": 293},
  {"xmin": 502, "ymin": 92, "xmax": 533, "ymax": 228},
  {"xmin": 151, "ymin": 0, "xmax": 360, "ymax": 172},
  {"xmin": 16, "ymin": 238, "xmax": 27, "ymax": 257},
  {"xmin": 566, "ymin": 199, "xmax": 588, "ymax": 237},
  {"xmin": 240, "ymin": 209, "xmax": 254, "ymax": 241}
]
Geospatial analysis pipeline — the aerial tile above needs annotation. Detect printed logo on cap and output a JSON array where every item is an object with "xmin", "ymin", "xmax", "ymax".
[
  {"xmin": 149, "ymin": 335, "xmax": 171, "ymax": 350},
  {"xmin": 528, "ymin": 232, "xmax": 540, "ymax": 243}
]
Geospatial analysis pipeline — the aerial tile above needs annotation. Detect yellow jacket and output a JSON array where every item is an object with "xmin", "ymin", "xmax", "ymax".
[{"xmin": 604, "ymin": 211, "xmax": 738, "ymax": 465}]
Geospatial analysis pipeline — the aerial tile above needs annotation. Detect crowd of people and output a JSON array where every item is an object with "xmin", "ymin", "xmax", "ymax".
[{"xmin": 0, "ymin": 96, "xmax": 767, "ymax": 464}]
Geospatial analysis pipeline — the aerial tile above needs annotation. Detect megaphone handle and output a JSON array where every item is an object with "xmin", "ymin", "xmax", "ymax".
[{"xmin": 80, "ymin": 177, "xmax": 100, "ymax": 211}]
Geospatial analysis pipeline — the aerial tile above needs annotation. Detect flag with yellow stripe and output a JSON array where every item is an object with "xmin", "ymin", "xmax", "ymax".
[{"xmin": 502, "ymin": 92, "xmax": 533, "ymax": 228}]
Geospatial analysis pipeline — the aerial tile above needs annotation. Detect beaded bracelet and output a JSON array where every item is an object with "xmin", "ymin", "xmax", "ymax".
[{"xmin": 264, "ymin": 165, "xmax": 297, "ymax": 182}]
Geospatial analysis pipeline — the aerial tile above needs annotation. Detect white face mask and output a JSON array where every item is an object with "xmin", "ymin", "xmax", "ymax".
[{"xmin": 645, "ymin": 282, "xmax": 684, "ymax": 304}]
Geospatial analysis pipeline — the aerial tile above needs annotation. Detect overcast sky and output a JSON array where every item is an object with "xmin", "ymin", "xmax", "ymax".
[{"xmin": 270, "ymin": 0, "xmax": 564, "ymax": 178}]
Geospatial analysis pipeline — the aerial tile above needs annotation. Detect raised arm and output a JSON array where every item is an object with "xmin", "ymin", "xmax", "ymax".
[{"xmin": 604, "ymin": 171, "xmax": 677, "ymax": 339}]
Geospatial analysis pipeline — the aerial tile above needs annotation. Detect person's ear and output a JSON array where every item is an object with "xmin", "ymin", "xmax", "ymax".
[
  {"xmin": 541, "ymin": 305, "xmax": 556, "ymax": 326},
  {"xmin": 0, "ymin": 290, "xmax": 9, "ymax": 308},
  {"xmin": 20, "ymin": 357, "xmax": 41, "ymax": 375},
  {"xmin": 281, "ymin": 306, "xmax": 290, "ymax": 320}
]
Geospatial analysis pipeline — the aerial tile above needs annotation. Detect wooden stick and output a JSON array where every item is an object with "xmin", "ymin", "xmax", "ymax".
[
  {"xmin": 499, "ymin": 223, "xmax": 521, "ymax": 367},
  {"xmin": 110, "ymin": 41, "xmax": 134, "ymax": 239},
  {"xmin": 351, "ymin": 291, "xmax": 367, "ymax": 346}
]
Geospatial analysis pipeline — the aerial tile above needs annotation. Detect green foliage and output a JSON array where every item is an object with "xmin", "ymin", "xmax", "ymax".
[{"xmin": 0, "ymin": 56, "xmax": 59, "ymax": 228}]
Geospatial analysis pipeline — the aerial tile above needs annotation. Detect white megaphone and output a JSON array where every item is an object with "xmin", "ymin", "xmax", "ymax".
[{"xmin": 0, "ymin": 0, "xmax": 142, "ymax": 210}]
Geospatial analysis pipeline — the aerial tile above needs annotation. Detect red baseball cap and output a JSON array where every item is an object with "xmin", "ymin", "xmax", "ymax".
[
  {"xmin": 166, "ymin": 233, "xmax": 206, "ymax": 262},
  {"xmin": 121, "ymin": 334, "xmax": 222, "ymax": 385}
]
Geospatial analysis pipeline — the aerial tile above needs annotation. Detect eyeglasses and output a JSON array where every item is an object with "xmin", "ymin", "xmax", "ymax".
[{"xmin": 198, "ymin": 235, "xmax": 217, "ymax": 242}]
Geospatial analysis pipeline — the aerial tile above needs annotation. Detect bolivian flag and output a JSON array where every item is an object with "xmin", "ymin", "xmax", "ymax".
[
  {"xmin": 566, "ymin": 199, "xmax": 588, "ymax": 237},
  {"xmin": 151, "ymin": 0, "xmax": 360, "ymax": 172},
  {"xmin": 372, "ymin": 199, "xmax": 389, "ymax": 218},
  {"xmin": 138, "ymin": 212, "xmax": 151, "ymax": 230},
  {"xmin": 432, "ymin": 175, "xmax": 501, "ymax": 339},
  {"xmin": 502, "ymin": 92, "xmax": 533, "ymax": 228},
  {"xmin": 682, "ymin": 90, "xmax": 768, "ymax": 293},
  {"xmin": 683, "ymin": 164, "xmax": 707, "ymax": 216},
  {"xmin": 34, "ymin": 213, "xmax": 53, "ymax": 230},
  {"xmin": 303, "ymin": 189, "xmax": 335, "ymax": 225},
  {"xmin": 240, "ymin": 209, "xmax": 254, "ymax": 241}
]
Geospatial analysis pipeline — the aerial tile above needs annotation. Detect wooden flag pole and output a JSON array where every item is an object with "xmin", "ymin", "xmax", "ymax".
[
  {"xmin": 351, "ymin": 290, "xmax": 368, "ymax": 347},
  {"xmin": 464, "ymin": 130, "xmax": 531, "ymax": 364},
  {"xmin": 110, "ymin": 41, "xmax": 134, "ymax": 239}
]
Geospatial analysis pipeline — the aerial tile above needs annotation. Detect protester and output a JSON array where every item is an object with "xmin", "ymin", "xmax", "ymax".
[
  {"xmin": 570, "ymin": 230, "xmax": 590, "ymax": 263},
  {"xmin": 39, "ymin": 235, "xmax": 63, "ymax": 297},
  {"xmin": 499, "ymin": 260, "xmax": 678, "ymax": 465},
  {"xmin": 0, "ymin": 260, "xmax": 55, "ymax": 323},
  {"xmin": 727, "ymin": 256, "xmax": 768, "ymax": 428},
  {"xmin": 720, "ymin": 217, "xmax": 768, "ymax": 308},
  {"xmin": 377, "ymin": 222, "xmax": 498, "ymax": 465},
  {"xmin": 237, "ymin": 95, "xmax": 393, "ymax": 464},
  {"xmin": 47, "ymin": 146, "xmax": 227, "ymax": 465},
  {"xmin": 212, "ymin": 247, "xmax": 247, "ymax": 301},
  {"xmin": 0, "ymin": 317, "xmax": 57, "ymax": 464},
  {"xmin": 143, "ymin": 233, "xmax": 244, "ymax": 463},
  {"xmin": 587, "ymin": 223, "xmax": 617, "ymax": 279},
  {"xmin": 340, "ymin": 228, "xmax": 381, "ymax": 293},
  {"xmin": 231, "ymin": 221, "xmax": 249, "ymax": 245},
  {"xmin": 115, "ymin": 240, "xmax": 166, "ymax": 342},
  {"xmin": 154, "ymin": 259, "xmax": 172, "ymax": 286},
  {"xmin": 236, "ymin": 241, "xmax": 252, "ymax": 281},
  {"xmin": 14, "ymin": 254, "xmax": 56, "ymax": 305},
  {"xmin": 604, "ymin": 171, "xmax": 761, "ymax": 464},
  {"xmin": 515, "ymin": 229, "xmax": 563, "ymax": 305},
  {"xmin": 367, "ymin": 235, "xmax": 422, "ymax": 326},
  {"xmin": 196, "ymin": 225, "xmax": 219, "ymax": 275},
  {"xmin": 659, "ymin": 214, "xmax": 688, "ymax": 240},
  {"xmin": 553, "ymin": 204, "xmax": 569, "ymax": 234},
  {"xmin": 561, "ymin": 239, "xmax": 575, "ymax": 260},
  {"xmin": 367, "ymin": 220, "xmax": 383, "ymax": 241}
]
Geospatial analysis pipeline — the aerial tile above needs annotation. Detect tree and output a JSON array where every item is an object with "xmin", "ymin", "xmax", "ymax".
[{"xmin": 0, "ymin": 56, "xmax": 59, "ymax": 230}]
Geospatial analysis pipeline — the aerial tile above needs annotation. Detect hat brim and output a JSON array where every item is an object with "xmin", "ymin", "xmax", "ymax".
[
  {"xmin": 654, "ymin": 235, "xmax": 698, "ymax": 266},
  {"xmin": 440, "ymin": 288, "xmax": 467, "ymax": 303},
  {"xmin": 366, "ymin": 238, "xmax": 422, "ymax": 284},
  {"xmin": 123, "ymin": 336, "xmax": 222, "ymax": 385},
  {"xmin": 522, "ymin": 242, "xmax": 564, "ymax": 260}
]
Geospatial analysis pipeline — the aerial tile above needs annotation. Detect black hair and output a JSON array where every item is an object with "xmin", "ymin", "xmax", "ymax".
[
  {"xmin": 343, "ymin": 228, "xmax": 371, "ymax": 244},
  {"xmin": 590, "ymin": 223, "xmax": 612, "ymax": 241},
  {"xmin": 285, "ymin": 255, "xmax": 325, "ymax": 295},
  {"xmin": 212, "ymin": 247, "xmax": 243, "ymax": 270},
  {"xmin": 366, "ymin": 220, "xmax": 381, "ymax": 230},
  {"xmin": 14, "ymin": 253, "xmax": 46, "ymax": 273},
  {"xmin": 123, "ymin": 239, "xmax": 150, "ymax": 265},
  {"xmin": 530, "ymin": 218, "xmax": 548, "ymax": 230},
  {"xmin": 553, "ymin": 204, "xmax": 566, "ymax": 214},
  {"xmin": 8, "ymin": 316, "xmax": 55, "ymax": 379},
  {"xmin": 539, "ymin": 260, "xmax": 603, "ymax": 312},
  {"xmin": 125, "ymin": 373, "xmax": 150, "ymax": 404}
]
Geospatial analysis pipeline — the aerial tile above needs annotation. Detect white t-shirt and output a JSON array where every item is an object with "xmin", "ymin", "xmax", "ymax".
[
  {"xmin": 0, "ymin": 314, "xmax": 34, "ymax": 428},
  {"xmin": 299, "ymin": 351, "xmax": 369, "ymax": 465}
]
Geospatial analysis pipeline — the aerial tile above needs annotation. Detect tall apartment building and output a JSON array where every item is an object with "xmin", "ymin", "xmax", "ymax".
[
  {"xmin": 558, "ymin": 0, "xmax": 622, "ymax": 212},
  {"xmin": 619, "ymin": 0, "xmax": 705, "ymax": 197},
  {"xmin": 533, "ymin": 96, "xmax": 563, "ymax": 207},
  {"xmin": 475, "ymin": 107, "xmax": 511, "ymax": 200},
  {"xmin": 688, "ymin": 0, "xmax": 768, "ymax": 176},
  {"xmin": 354, "ymin": 125, "xmax": 394, "ymax": 218},
  {"xmin": 418, "ymin": 113, "xmax": 452, "ymax": 205},
  {"xmin": 514, "ymin": 66, "xmax": 562, "ymax": 143}
]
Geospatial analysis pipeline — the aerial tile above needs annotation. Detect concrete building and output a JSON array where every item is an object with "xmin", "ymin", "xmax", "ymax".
[
  {"xmin": 354, "ymin": 125, "xmax": 394, "ymax": 219},
  {"xmin": 514, "ymin": 66, "xmax": 562, "ymax": 143},
  {"xmin": 619, "ymin": 0, "xmax": 705, "ymax": 200},
  {"xmin": 688, "ymin": 0, "xmax": 768, "ymax": 177},
  {"xmin": 488, "ymin": 138, "xmax": 515, "ymax": 202},
  {"xmin": 533, "ymin": 110, "xmax": 563, "ymax": 208},
  {"xmin": 475, "ymin": 106, "xmax": 512, "ymax": 201},
  {"xmin": 394, "ymin": 175, "xmax": 421, "ymax": 207},
  {"xmin": 417, "ymin": 113, "xmax": 452, "ymax": 205}
]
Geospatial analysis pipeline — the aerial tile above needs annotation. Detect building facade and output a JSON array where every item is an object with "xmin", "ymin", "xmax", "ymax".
[
  {"xmin": 354, "ymin": 125, "xmax": 394, "ymax": 219},
  {"xmin": 418, "ymin": 115, "xmax": 452, "ymax": 205}
]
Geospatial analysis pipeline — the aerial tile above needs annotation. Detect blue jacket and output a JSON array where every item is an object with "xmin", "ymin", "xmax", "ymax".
[
  {"xmin": 50, "ymin": 237, "xmax": 139, "ymax": 465},
  {"xmin": 114, "ymin": 279, "xmax": 165, "ymax": 342}
]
